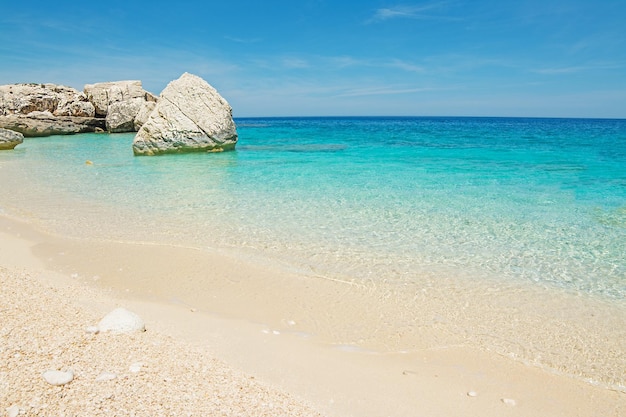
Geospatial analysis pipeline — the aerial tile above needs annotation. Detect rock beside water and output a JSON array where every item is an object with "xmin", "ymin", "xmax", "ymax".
[
  {"xmin": 106, "ymin": 97, "xmax": 146, "ymax": 133},
  {"xmin": 0, "ymin": 83, "xmax": 95, "ymax": 117},
  {"xmin": 132, "ymin": 73, "xmax": 237, "ymax": 156},
  {"xmin": 0, "ymin": 74, "xmax": 235, "ymax": 142},
  {"xmin": 0, "ymin": 127, "xmax": 24, "ymax": 150},
  {"xmin": 134, "ymin": 100, "xmax": 157, "ymax": 131},
  {"xmin": 84, "ymin": 80, "xmax": 147, "ymax": 117},
  {"xmin": 0, "ymin": 83, "xmax": 104, "ymax": 137},
  {"xmin": 0, "ymin": 112, "xmax": 105, "ymax": 137},
  {"xmin": 0, "ymin": 80, "xmax": 157, "ymax": 136},
  {"xmin": 84, "ymin": 80, "xmax": 157, "ymax": 133}
]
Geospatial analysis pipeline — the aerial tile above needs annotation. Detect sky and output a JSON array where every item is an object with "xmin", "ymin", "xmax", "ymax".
[{"xmin": 1, "ymin": 1, "xmax": 625, "ymax": 118}]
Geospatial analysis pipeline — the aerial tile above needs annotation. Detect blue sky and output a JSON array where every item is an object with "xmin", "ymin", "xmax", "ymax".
[{"xmin": 1, "ymin": 1, "xmax": 625, "ymax": 118}]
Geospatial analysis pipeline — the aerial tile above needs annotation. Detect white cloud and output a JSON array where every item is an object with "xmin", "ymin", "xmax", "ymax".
[
  {"xmin": 335, "ymin": 86, "xmax": 438, "ymax": 97},
  {"xmin": 367, "ymin": 2, "xmax": 456, "ymax": 23},
  {"xmin": 388, "ymin": 59, "xmax": 425, "ymax": 73},
  {"xmin": 282, "ymin": 58, "xmax": 310, "ymax": 69},
  {"xmin": 224, "ymin": 35, "xmax": 262, "ymax": 44},
  {"xmin": 532, "ymin": 63, "xmax": 623, "ymax": 75}
]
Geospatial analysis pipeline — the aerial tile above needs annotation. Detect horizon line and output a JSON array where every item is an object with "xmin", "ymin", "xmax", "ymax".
[{"xmin": 232, "ymin": 115, "xmax": 626, "ymax": 121}]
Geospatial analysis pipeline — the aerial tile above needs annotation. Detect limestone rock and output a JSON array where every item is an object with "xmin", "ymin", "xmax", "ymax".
[
  {"xmin": 84, "ymin": 80, "xmax": 153, "ymax": 117},
  {"xmin": 133, "ymin": 100, "xmax": 157, "ymax": 131},
  {"xmin": 0, "ymin": 113, "xmax": 105, "ymax": 137},
  {"xmin": 132, "ymin": 73, "xmax": 237, "ymax": 156},
  {"xmin": 106, "ymin": 97, "xmax": 146, "ymax": 133},
  {"xmin": 98, "ymin": 307, "xmax": 146, "ymax": 334},
  {"xmin": 54, "ymin": 95, "xmax": 95, "ymax": 117},
  {"xmin": 0, "ymin": 127, "xmax": 24, "ymax": 150},
  {"xmin": 0, "ymin": 83, "xmax": 94, "ymax": 117},
  {"xmin": 0, "ymin": 82, "xmax": 101, "ymax": 137}
]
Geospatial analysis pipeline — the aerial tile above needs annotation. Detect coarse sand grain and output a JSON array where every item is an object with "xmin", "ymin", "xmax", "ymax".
[{"xmin": 0, "ymin": 266, "xmax": 324, "ymax": 417}]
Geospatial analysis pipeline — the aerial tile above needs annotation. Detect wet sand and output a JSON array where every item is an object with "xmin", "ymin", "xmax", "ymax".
[{"xmin": 1, "ymin": 214, "xmax": 624, "ymax": 417}]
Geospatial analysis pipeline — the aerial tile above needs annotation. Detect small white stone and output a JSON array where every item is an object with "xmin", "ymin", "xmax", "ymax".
[
  {"xmin": 95, "ymin": 372, "xmax": 117, "ymax": 382},
  {"xmin": 129, "ymin": 362, "xmax": 143, "ymax": 373},
  {"xmin": 85, "ymin": 326, "xmax": 100, "ymax": 334},
  {"xmin": 98, "ymin": 308, "xmax": 145, "ymax": 334},
  {"xmin": 42, "ymin": 370, "xmax": 74, "ymax": 386},
  {"xmin": 467, "ymin": 391, "xmax": 478, "ymax": 397},
  {"xmin": 501, "ymin": 398, "xmax": 516, "ymax": 406},
  {"xmin": 6, "ymin": 405, "xmax": 20, "ymax": 417}
]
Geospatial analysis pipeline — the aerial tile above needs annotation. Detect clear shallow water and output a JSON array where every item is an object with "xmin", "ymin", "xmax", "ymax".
[
  {"xmin": 2, "ymin": 116, "xmax": 626, "ymax": 389},
  {"xmin": 3, "ymin": 117, "xmax": 624, "ymax": 299}
]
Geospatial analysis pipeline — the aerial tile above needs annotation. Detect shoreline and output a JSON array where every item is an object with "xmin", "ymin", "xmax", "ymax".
[{"xmin": 1, "ymin": 213, "xmax": 625, "ymax": 416}]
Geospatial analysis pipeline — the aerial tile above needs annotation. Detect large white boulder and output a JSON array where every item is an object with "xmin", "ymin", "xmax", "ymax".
[{"xmin": 132, "ymin": 73, "xmax": 237, "ymax": 156}]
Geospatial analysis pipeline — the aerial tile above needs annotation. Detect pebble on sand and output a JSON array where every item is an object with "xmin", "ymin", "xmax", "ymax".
[
  {"xmin": 95, "ymin": 371, "xmax": 118, "ymax": 382},
  {"xmin": 85, "ymin": 325, "xmax": 100, "ymax": 334},
  {"xmin": 98, "ymin": 307, "xmax": 146, "ymax": 334},
  {"xmin": 6, "ymin": 405, "xmax": 20, "ymax": 417},
  {"xmin": 501, "ymin": 398, "xmax": 517, "ymax": 406},
  {"xmin": 42, "ymin": 370, "xmax": 74, "ymax": 386},
  {"xmin": 129, "ymin": 362, "xmax": 144, "ymax": 373}
]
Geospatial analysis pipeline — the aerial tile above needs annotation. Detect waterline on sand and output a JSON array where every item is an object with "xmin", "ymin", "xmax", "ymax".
[{"xmin": 1, "ymin": 117, "xmax": 625, "ymax": 392}]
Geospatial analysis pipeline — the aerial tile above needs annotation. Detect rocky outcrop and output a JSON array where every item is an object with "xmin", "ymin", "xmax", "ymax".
[
  {"xmin": 0, "ymin": 112, "xmax": 105, "ymax": 137},
  {"xmin": 0, "ymin": 83, "xmax": 95, "ymax": 117},
  {"xmin": 0, "ymin": 81, "xmax": 157, "ymax": 137},
  {"xmin": 106, "ymin": 98, "xmax": 145, "ymax": 133},
  {"xmin": 0, "ymin": 83, "xmax": 101, "ymax": 136},
  {"xmin": 134, "ymin": 100, "xmax": 157, "ymax": 131},
  {"xmin": 0, "ymin": 127, "xmax": 24, "ymax": 150},
  {"xmin": 84, "ymin": 81, "xmax": 157, "ymax": 133},
  {"xmin": 84, "ymin": 80, "xmax": 148, "ymax": 117},
  {"xmin": 132, "ymin": 73, "xmax": 237, "ymax": 156}
]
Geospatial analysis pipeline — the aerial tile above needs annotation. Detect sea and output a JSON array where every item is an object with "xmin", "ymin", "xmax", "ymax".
[{"xmin": 1, "ymin": 116, "xmax": 625, "ymax": 389}]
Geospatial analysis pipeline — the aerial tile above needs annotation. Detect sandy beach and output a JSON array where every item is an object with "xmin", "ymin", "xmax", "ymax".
[
  {"xmin": 1, "ymin": 213, "xmax": 624, "ymax": 417},
  {"xmin": 0, "ymin": 217, "xmax": 324, "ymax": 416}
]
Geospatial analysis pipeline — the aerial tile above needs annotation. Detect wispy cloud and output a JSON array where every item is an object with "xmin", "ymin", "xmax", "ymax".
[
  {"xmin": 328, "ymin": 56, "xmax": 367, "ymax": 68},
  {"xmin": 335, "ymin": 86, "xmax": 439, "ymax": 97},
  {"xmin": 367, "ymin": 2, "xmax": 457, "ymax": 23},
  {"xmin": 224, "ymin": 35, "xmax": 262, "ymax": 44},
  {"xmin": 532, "ymin": 63, "xmax": 623, "ymax": 75},
  {"xmin": 282, "ymin": 58, "xmax": 310, "ymax": 69},
  {"xmin": 388, "ymin": 59, "xmax": 425, "ymax": 73}
]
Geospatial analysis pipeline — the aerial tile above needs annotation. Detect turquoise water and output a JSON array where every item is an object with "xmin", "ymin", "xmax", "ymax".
[
  {"xmin": 3, "ymin": 117, "xmax": 624, "ymax": 300},
  {"xmin": 3, "ymin": 116, "xmax": 626, "ymax": 389}
]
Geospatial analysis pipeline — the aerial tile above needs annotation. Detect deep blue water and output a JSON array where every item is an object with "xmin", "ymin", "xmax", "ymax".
[{"xmin": 2, "ymin": 116, "xmax": 626, "ymax": 299}]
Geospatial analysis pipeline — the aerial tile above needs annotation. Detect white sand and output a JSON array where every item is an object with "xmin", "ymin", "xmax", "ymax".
[
  {"xmin": 1, "ymin": 215, "xmax": 625, "ymax": 417},
  {"xmin": 0, "ymin": 267, "xmax": 323, "ymax": 416}
]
